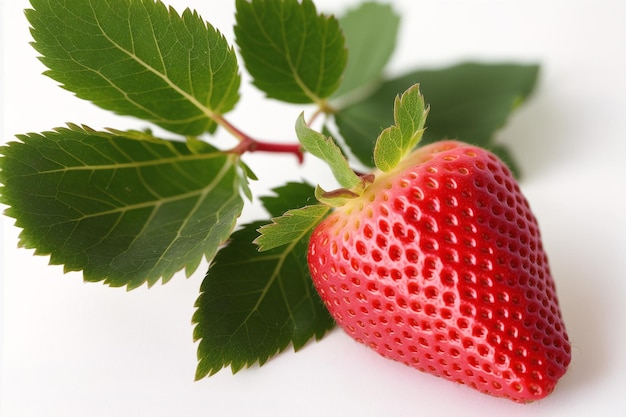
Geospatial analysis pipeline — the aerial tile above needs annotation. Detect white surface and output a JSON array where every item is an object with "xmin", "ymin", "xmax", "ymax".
[{"xmin": 2, "ymin": 0, "xmax": 626, "ymax": 416}]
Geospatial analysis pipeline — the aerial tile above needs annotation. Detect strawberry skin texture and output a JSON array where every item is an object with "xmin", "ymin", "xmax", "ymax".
[{"xmin": 308, "ymin": 140, "xmax": 570, "ymax": 402}]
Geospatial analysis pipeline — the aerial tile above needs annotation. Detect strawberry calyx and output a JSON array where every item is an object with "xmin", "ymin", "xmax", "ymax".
[
  {"xmin": 299, "ymin": 83, "xmax": 428, "ymax": 210},
  {"xmin": 315, "ymin": 174, "xmax": 375, "ymax": 207},
  {"xmin": 254, "ymin": 81, "xmax": 427, "ymax": 253}
]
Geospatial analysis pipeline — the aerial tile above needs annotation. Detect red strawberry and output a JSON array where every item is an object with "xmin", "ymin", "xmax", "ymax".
[{"xmin": 307, "ymin": 140, "xmax": 570, "ymax": 402}]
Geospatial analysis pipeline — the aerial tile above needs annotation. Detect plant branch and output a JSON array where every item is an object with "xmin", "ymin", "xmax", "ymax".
[
  {"xmin": 230, "ymin": 137, "xmax": 304, "ymax": 163},
  {"xmin": 214, "ymin": 114, "xmax": 304, "ymax": 163}
]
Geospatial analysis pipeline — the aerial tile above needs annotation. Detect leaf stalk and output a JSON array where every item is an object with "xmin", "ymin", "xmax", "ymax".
[{"xmin": 216, "ymin": 114, "xmax": 304, "ymax": 162}]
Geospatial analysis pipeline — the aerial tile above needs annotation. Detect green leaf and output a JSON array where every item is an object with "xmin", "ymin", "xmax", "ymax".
[
  {"xmin": 335, "ymin": 62, "xmax": 540, "ymax": 171},
  {"xmin": 236, "ymin": 160, "xmax": 258, "ymax": 201},
  {"xmin": 26, "ymin": 0, "xmax": 240, "ymax": 136},
  {"xmin": 0, "ymin": 125, "xmax": 244, "ymax": 289},
  {"xmin": 234, "ymin": 0, "xmax": 347, "ymax": 104},
  {"xmin": 254, "ymin": 204, "xmax": 329, "ymax": 251},
  {"xmin": 373, "ymin": 84, "xmax": 428, "ymax": 172},
  {"xmin": 295, "ymin": 113, "xmax": 360, "ymax": 189},
  {"xmin": 332, "ymin": 2, "xmax": 400, "ymax": 98},
  {"xmin": 259, "ymin": 181, "xmax": 317, "ymax": 217},
  {"xmin": 193, "ymin": 183, "xmax": 334, "ymax": 378}
]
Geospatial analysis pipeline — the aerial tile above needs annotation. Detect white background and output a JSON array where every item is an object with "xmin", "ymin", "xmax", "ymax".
[{"xmin": 2, "ymin": 0, "xmax": 626, "ymax": 416}]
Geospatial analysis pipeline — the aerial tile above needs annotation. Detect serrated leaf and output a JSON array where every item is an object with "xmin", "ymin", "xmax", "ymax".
[
  {"xmin": 335, "ymin": 63, "xmax": 540, "ymax": 173},
  {"xmin": 373, "ymin": 84, "xmax": 427, "ymax": 172},
  {"xmin": 193, "ymin": 183, "xmax": 334, "ymax": 378},
  {"xmin": 332, "ymin": 2, "xmax": 400, "ymax": 98},
  {"xmin": 259, "ymin": 181, "xmax": 317, "ymax": 217},
  {"xmin": 185, "ymin": 136, "xmax": 216, "ymax": 154},
  {"xmin": 254, "ymin": 204, "xmax": 329, "ymax": 251},
  {"xmin": 0, "ymin": 125, "xmax": 244, "ymax": 289},
  {"xmin": 236, "ymin": 160, "xmax": 258, "ymax": 201},
  {"xmin": 234, "ymin": 0, "xmax": 347, "ymax": 104},
  {"xmin": 26, "ymin": 0, "xmax": 240, "ymax": 135},
  {"xmin": 296, "ymin": 113, "xmax": 360, "ymax": 189}
]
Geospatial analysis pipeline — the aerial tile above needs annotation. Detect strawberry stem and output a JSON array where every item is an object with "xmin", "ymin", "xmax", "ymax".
[
  {"xmin": 214, "ymin": 114, "xmax": 304, "ymax": 163},
  {"xmin": 230, "ymin": 137, "xmax": 304, "ymax": 163}
]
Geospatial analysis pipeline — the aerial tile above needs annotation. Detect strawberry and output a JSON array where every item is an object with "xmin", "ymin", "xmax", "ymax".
[{"xmin": 307, "ymin": 140, "xmax": 570, "ymax": 402}]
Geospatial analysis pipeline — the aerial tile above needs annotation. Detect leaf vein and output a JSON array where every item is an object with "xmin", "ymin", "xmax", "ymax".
[{"xmin": 86, "ymin": 0, "xmax": 217, "ymax": 122}]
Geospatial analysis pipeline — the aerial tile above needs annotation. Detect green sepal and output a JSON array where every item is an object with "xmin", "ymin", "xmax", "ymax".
[
  {"xmin": 254, "ymin": 204, "xmax": 329, "ymax": 251},
  {"xmin": 314, "ymin": 184, "xmax": 358, "ymax": 207},
  {"xmin": 373, "ymin": 84, "xmax": 428, "ymax": 172},
  {"xmin": 295, "ymin": 113, "xmax": 360, "ymax": 189}
]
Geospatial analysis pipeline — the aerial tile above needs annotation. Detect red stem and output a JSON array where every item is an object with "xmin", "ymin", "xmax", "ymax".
[
  {"xmin": 231, "ymin": 136, "xmax": 304, "ymax": 164},
  {"xmin": 217, "ymin": 115, "xmax": 304, "ymax": 163}
]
